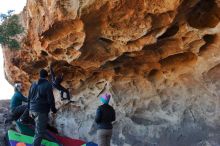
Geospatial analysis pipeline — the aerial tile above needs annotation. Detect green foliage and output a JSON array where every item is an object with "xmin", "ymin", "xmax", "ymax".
[
  {"xmin": 0, "ymin": 10, "xmax": 24, "ymax": 50},
  {"xmin": 8, "ymin": 39, "xmax": 20, "ymax": 48}
]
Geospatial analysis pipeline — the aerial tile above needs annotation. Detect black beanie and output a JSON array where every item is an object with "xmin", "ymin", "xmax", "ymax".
[{"xmin": 40, "ymin": 69, "xmax": 48, "ymax": 78}]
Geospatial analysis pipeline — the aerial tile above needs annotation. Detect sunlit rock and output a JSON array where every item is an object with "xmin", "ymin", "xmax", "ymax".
[{"xmin": 2, "ymin": 0, "xmax": 220, "ymax": 145}]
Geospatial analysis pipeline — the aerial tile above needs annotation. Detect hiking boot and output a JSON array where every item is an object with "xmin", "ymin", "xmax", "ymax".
[
  {"xmin": 61, "ymin": 97, "xmax": 69, "ymax": 101},
  {"xmin": 17, "ymin": 118, "xmax": 28, "ymax": 124},
  {"xmin": 4, "ymin": 118, "xmax": 12, "ymax": 124}
]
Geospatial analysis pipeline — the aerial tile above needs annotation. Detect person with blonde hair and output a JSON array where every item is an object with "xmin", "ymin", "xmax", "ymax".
[
  {"xmin": 5, "ymin": 82, "xmax": 28, "ymax": 123},
  {"xmin": 10, "ymin": 82, "xmax": 27, "ymax": 111}
]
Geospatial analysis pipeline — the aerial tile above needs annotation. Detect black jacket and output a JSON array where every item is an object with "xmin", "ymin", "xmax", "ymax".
[
  {"xmin": 95, "ymin": 104, "xmax": 115, "ymax": 129},
  {"xmin": 28, "ymin": 78, "xmax": 56, "ymax": 113}
]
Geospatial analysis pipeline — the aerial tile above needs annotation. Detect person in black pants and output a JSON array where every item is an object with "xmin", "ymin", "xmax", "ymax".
[
  {"xmin": 50, "ymin": 63, "xmax": 70, "ymax": 100},
  {"xmin": 95, "ymin": 93, "xmax": 115, "ymax": 146},
  {"xmin": 28, "ymin": 69, "xmax": 57, "ymax": 146}
]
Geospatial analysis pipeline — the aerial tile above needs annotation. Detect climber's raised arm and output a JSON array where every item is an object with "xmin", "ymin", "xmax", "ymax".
[
  {"xmin": 50, "ymin": 63, "xmax": 55, "ymax": 81},
  {"xmin": 97, "ymin": 83, "xmax": 107, "ymax": 98}
]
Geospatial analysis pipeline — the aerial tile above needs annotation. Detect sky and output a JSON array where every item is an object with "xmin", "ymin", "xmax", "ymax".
[{"xmin": 0, "ymin": 0, "xmax": 27, "ymax": 99}]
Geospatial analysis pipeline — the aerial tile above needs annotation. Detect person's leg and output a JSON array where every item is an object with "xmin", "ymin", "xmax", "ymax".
[
  {"xmin": 60, "ymin": 90, "xmax": 64, "ymax": 98},
  {"xmin": 63, "ymin": 88, "xmax": 70, "ymax": 100},
  {"xmin": 11, "ymin": 105, "xmax": 27, "ymax": 121},
  {"xmin": 33, "ymin": 112, "xmax": 48, "ymax": 146},
  {"xmin": 66, "ymin": 89, "xmax": 70, "ymax": 100},
  {"xmin": 47, "ymin": 124, "xmax": 58, "ymax": 134},
  {"xmin": 19, "ymin": 106, "xmax": 29, "ymax": 123},
  {"xmin": 56, "ymin": 84, "xmax": 70, "ymax": 100},
  {"xmin": 97, "ymin": 129, "xmax": 107, "ymax": 146},
  {"xmin": 54, "ymin": 84, "xmax": 64, "ymax": 99},
  {"xmin": 4, "ymin": 114, "xmax": 13, "ymax": 124},
  {"xmin": 106, "ymin": 129, "xmax": 112, "ymax": 146}
]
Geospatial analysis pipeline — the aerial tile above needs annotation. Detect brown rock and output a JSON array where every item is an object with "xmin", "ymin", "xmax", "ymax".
[{"xmin": 2, "ymin": 0, "xmax": 220, "ymax": 145}]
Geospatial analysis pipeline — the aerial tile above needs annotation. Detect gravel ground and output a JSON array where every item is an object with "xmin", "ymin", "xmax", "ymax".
[{"xmin": 0, "ymin": 100, "xmax": 15, "ymax": 146}]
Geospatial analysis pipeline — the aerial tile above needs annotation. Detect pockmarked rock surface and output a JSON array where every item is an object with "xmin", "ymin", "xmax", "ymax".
[{"xmin": 2, "ymin": 0, "xmax": 220, "ymax": 145}]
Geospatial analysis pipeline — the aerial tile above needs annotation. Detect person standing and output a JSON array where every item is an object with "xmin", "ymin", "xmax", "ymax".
[
  {"xmin": 95, "ymin": 93, "xmax": 115, "ymax": 146},
  {"xmin": 28, "ymin": 69, "xmax": 57, "ymax": 146}
]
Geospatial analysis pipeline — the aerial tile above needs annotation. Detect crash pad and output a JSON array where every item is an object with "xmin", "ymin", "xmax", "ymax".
[
  {"xmin": 15, "ymin": 121, "xmax": 35, "ymax": 136},
  {"xmin": 48, "ymin": 132, "xmax": 86, "ymax": 146},
  {"xmin": 81, "ymin": 142, "xmax": 98, "ymax": 146},
  {"xmin": 7, "ymin": 130, "xmax": 59, "ymax": 146},
  {"xmin": 15, "ymin": 121, "xmax": 86, "ymax": 146}
]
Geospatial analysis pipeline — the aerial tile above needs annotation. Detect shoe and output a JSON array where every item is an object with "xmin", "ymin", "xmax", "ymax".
[
  {"xmin": 4, "ymin": 119, "xmax": 11, "ymax": 124},
  {"xmin": 18, "ymin": 118, "xmax": 28, "ymax": 124},
  {"xmin": 61, "ymin": 98, "xmax": 68, "ymax": 101}
]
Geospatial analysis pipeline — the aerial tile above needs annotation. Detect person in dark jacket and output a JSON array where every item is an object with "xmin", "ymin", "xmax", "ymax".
[
  {"xmin": 95, "ymin": 93, "xmax": 115, "ymax": 146},
  {"xmin": 28, "ymin": 69, "xmax": 57, "ymax": 146},
  {"xmin": 50, "ymin": 63, "xmax": 70, "ymax": 100},
  {"xmin": 6, "ymin": 83, "xmax": 28, "ymax": 122},
  {"xmin": 10, "ymin": 83, "xmax": 27, "ymax": 111}
]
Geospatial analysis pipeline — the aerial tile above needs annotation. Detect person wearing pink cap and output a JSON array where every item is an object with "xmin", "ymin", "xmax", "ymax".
[{"xmin": 95, "ymin": 93, "xmax": 116, "ymax": 146}]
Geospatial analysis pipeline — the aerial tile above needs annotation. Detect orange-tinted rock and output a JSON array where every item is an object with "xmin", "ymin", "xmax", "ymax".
[
  {"xmin": 188, "ymin": 0, "xmax": 220, "ymax": 29},
  {"xmin": 2, "ymin": 0, "xmax": 220, "ymax": 145}
]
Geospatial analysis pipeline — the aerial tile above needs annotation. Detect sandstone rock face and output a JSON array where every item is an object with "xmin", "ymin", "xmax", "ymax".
[{"xmin": 2, "ymin": 0, "xmax": 220, "ymax": 145}]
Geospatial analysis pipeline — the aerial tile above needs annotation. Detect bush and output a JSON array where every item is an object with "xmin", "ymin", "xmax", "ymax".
[{"xmin": 0, "ymin": 10, "xmax": 24, "ymax": 50}]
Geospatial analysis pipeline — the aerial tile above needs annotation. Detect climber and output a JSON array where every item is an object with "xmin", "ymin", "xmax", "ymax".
[
  {"xmin": 50, "ymin": 62, "xmax": 70, "ymax": 100},
  {"xmin": 28, "ymin": 69, "xmax": 57, "ymax": 146},
  {"xmin": 5, "ymin": 83, "xmax": 28, "ymax": 123},
  {"xmin": 95, "ymin": 93, "xmax": 116, "ymax": 146}
]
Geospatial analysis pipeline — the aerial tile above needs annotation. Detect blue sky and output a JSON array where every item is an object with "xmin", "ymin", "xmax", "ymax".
[{"xmin": 0, "ymin": 0, "xmax": 26, "ymax": 99}]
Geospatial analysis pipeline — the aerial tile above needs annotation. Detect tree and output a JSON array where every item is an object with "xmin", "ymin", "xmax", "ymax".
[{"xmin": 0, "ymin": 10, "xmax": 24, "ymax": 50}]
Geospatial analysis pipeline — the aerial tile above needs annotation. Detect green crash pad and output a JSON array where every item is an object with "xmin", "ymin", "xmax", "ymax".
[
  {"xmin": 15, "ymin": 121, "xmax": 35, "ymax": 136},
  {"xmin": 8, "ymin": 130, "xmax": 59, "ymax": 146},
  {"xmin": 15, "ymin": 121, "xmax": 86, "ymax": 146}
]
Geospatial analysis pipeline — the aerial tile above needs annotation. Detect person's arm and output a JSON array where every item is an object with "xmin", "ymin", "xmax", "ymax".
[
  {"xmin": 22, "ymin": 95, "xmax": 28, "ymax": 102},
  {"xmin": 60, "ymin": 73, "xmax": 64, "ymax": 82},
  {"xmin": 95, "ymin": 107, "xmax": 101, "ymax": 123},
  {"xmin": 112, "ymin": 108, "xmax": 116, "ymax": 122},
  {"xmin": 50, "ymin": 63, "xmax": 55, "ymax": 81},
  {"xmin": 97, "ymin": 82, "xmax": 111, "ymax": 97},
  {"xmin": 20, "ymin": 93, "xmax": 28, "ymax": 102},
  {"xmin": 97, "ymin": 83, "xmax": 107, "ymax": 98},
  {"xmin": 47, "ymin": 84, "xmax": 57, "ymax": 113},
  {"xmin": 27, "ymin": 84, "xmax": 34, "ymax": 110}
]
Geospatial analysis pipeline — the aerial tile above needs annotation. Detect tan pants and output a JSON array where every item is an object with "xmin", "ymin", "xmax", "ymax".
[{"xmin": 97, "ymin": 129, "xmax": 112, "ymax": 146}]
